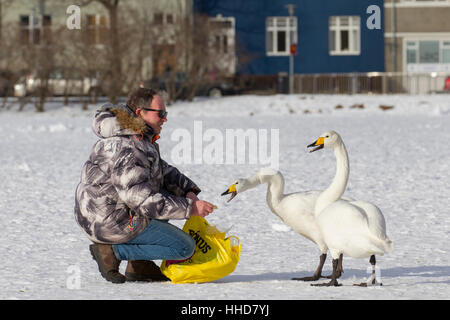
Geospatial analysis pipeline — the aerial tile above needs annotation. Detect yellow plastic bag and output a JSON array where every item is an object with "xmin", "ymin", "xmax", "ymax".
[{"xmin": 160, "ymin": 216, "xmax": 241, "ymax": 284}]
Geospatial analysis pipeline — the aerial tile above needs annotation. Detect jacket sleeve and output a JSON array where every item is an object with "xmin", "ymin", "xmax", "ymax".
[
  {"xmin": 111, "ymin": 143, "xmax": 193, "ymax": 220},
  {"xmin": 160, "ymin": 158, "xmax": 201, "ymax": 197}
]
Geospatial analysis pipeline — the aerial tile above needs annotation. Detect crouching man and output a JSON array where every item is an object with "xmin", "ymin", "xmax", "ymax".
[{"xmin": 74, "ymin": 88, "xmax": 214, "ymax": 283}]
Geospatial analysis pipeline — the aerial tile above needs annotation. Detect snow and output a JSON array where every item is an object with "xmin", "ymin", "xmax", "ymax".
[{"xmin": 0, "ymin": 94, "xmax": 449, "ymax": 300}]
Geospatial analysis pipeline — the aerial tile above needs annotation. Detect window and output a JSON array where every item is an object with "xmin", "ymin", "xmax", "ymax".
[
  {"xmin": 86, "ymin": 14, "xmax": 108, "ymax": 45},
  {"xmin": 266, "ymin": 16, "xmax": 297, "ymax": 56},
  {"xmin": 442, "ymin": 41, "xmax": 450, "ymax": 63},
  {"xmin": 154, "ymin": 13, "xmax": 163, "ymax": 25},
  {"xmin": 329, "ymin": 16, "xmax": 360, "ymax": 55},
  {"xmin": 209, "ymin": 16, "xmax": 235, "ymax": 56},
  {"xmin": 153, "ymin": 13, "xmax": 175, "ymax": 25},
  {"xmin": 208, "ymin": 15, "xmax": 236, "ymax": 75},
  {"xmin": 213, "ymin": 35, "xmax": 229, "ymax": 54},
  {"xmin": 419, "ymin": 41, "xmax": 439, "ymax": 63},
  {"xmin": 166, "ymin": 14, "xmax": 174, "ymax": 24},
  {"xmin": 19, "ymin": 14, "xmax": 51, "ymax": 45},
  {"xmin": 407, "ymin": 41, "xmax": 418, "ymax": 63},
  {"xmin": 406, "ymin": 40, "xmax": 450, "ymax": 63}
]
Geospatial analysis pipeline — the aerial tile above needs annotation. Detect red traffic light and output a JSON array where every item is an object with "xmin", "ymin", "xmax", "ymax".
[{"xmin": 290, "ymin": 43, "xmax": 297, "ymax": 55}]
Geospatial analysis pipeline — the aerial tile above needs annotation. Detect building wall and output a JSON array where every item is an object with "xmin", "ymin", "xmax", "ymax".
[
  {"xmin": 0, "ymin": 0, "xmax": 192, "ymax": 76},
  {"xmin": 384, "ymin": 0, "xmax": 450, "ymax": 73},
  {"xmin": 2, "ymin": 0, "xmax": 192, "ymax": 25},
  {"xmin": 194, "ymin": 0, "xmax": 385, "ymax": 75},
  {"xmin": 1, "ymin": 0, "xmax": 105, "ymax": 26}
]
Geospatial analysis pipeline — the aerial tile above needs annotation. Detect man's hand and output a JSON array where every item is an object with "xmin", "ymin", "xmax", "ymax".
[
  {"xmin": 186, "ymin": 191, "xmax": 199, "ymax": 202},
  {"xmin": 190, "ymin": 199, "xmax": 215, "ymax": 217}
]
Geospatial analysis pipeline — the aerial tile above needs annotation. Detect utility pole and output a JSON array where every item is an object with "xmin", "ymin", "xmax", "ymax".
[
  {"xmin": 30, "ymin": 6, "xmax": 36, "ymax": 45},
  {"xmin": 391, "ymin": 0, "xmax": 396, "ymax": 73},
  {"xmin": 286, "ymin": 4, "xmax": 296, "ymax": 94},
  {"xmin": 0, "ymin": 1, "xmax": 3, "ymax": 45}
]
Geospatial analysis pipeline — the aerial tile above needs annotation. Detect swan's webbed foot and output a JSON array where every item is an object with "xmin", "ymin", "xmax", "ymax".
[
  {"xmin": 311, "ymin": 279, "xmax": 341, "ymax": 287},
  {"xmin": 292, "ymin": 275, "xmax": 321, "ymax": 281},
  {"xmin": 323, "ymin": 254, "xmax": 344, "ymax": 279},
  {"xmin": 353, "ymin": 280, "xmax": 382, "ymax": 287},
  {"xmin": 353, "ymin": 255, "xmax": 382, "ymax": 287},
  {"xmin": 311, "ymin": 258, "xmax": 342, "ymax": 287},
  {"xmin": 322, "ymin": 269, "xmax": 343, "ymax": 279},
  {"xmin": 292, "ymin": 253, "xmax": 327, "ymax": 281}
]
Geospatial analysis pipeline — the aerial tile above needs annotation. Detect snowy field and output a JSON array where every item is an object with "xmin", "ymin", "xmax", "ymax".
[{"xmin": 0, "ymin": 94, "xmax": 449, "ymax": 300}]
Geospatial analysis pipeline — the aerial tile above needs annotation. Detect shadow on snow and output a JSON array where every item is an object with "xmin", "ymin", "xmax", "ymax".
[{"xmin": 216, "ymin": 265, "xmax": 450, "ymax": 284}]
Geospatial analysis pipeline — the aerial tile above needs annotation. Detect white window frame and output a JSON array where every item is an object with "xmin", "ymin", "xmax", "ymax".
[
  {"xmin": 209, "ymin": 15, "xmax": 235, "ymax": 55},
  {"xmin": 266, "ymin": 16, "xmax": 297, "ymax": 56},
  {"xmin": 19, "ymin": 14, "xmax": 51, "ymax": 46},
  {"xmin": 403, "ymin": 37, "xmax": 450, "ymax": 72},
  {"xmin": 153, "ymin": 12, "xmax": 177, "ymax": 45},
  {"xmin": 329, "ymin": 16, "xmax": 361, "ymax": 56},
  {"xmin": 208, "ymin": 15, "xmax": 236, "ymax": 75},
  {"xmin": 405, "ymin": 39, "xmax": 450, "ymax": 63}
]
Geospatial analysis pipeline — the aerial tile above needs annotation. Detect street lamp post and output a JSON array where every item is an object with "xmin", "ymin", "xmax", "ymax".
[{"xmin": 286, "ymin": 4, "xmax": 296, "ymax": 94}]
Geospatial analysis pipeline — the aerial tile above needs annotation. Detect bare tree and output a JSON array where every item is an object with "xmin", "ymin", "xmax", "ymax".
[
  {"xmin": 78, "ymin": 0, "xmax": 156, "ymax": 104},
  {"xmin": 158, "ymin": 13, "xmax": 237, "ymax": 103},
  {"xmin": 17, "ymin": 23, "xmax": 69, "ymax": 112},
  {"xmin": 0, "ymin": 0, "xmax": 14, "ymax": 44},
  {"xmin": 0, "ymin": 0, "xmax": 18, "ymax": 109}
]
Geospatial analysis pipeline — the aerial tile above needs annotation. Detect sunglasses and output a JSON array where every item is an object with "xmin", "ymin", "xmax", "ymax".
[{"xmin": 142, "ymin": 108, "xmax": 168, "ymax": 119}]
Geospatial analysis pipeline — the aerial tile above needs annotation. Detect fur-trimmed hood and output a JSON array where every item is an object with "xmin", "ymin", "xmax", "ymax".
[{"xmin": 92, "ymin": 103, "xmax": 156, "ymax": 140}]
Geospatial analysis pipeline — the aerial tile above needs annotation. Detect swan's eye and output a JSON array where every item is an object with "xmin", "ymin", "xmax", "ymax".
[{"xmin": 325, "ymin": 135, "xmax": 329, "ymax": 138}]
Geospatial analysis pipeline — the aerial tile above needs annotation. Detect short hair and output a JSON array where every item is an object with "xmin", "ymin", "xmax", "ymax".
[{"xmin": 126, "ymin": 87, "xmax": 157, "ymax": 113}]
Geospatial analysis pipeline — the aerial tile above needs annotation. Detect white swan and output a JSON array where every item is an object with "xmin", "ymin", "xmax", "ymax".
[
  {"xmin": 221, "ymin": 167, "xmax": 350, "ymax": 281},
  {"xmin": 307, "ymin": 130, "xmax": 393, "ymax": 287}
]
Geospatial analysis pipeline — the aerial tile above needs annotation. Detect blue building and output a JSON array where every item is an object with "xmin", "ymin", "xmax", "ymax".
[{"xmin": 194, "ymin": 0, "xmax": 385, "ymax": 76}]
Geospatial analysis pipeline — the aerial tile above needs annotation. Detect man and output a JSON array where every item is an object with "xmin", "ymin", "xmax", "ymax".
[{"xmin": 75, "ymin": 88, "xmax": 214, "ymax": 283}]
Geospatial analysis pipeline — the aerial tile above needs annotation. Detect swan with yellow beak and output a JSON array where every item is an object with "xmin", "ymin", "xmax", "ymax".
[
  {"xmin": 307, "ymin": 136, "xmax": 325, "ymax": 153},
  {"xmin": 221, "ymin": 183, "xmax": 238, "ymax": 202}
]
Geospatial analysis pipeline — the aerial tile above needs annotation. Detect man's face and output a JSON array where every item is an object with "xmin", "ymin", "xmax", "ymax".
[{"xmin": 136, "ymin": 95, "xmax": 167, "ymax": 134}]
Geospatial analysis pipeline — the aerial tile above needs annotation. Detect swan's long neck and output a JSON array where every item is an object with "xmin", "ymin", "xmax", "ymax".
[
  {"xmin": 314, "ymin": 142, "xmax": 349, "ymax": 216},
  {"xmin": 257, "ymin": 172, "xmax": 285, "ymax": 213}
]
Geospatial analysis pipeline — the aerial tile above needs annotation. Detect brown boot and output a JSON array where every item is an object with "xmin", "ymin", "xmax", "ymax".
[
  {"xmin": 125, "ymin": 260, "xmax": 170, "ymax": 282},
  {"xmin": 89, "ymin": 244, "xmax": 126, "ymax": 284}
]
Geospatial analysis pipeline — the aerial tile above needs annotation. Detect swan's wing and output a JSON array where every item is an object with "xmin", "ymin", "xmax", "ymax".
[
  {"xmin": 317, "ymin": 201, "xmax": 368, "ymax": 231},
  {"xmin": 350, "ymin": 200, "xmax": 388, "ymax": 240},
  {"xmin": 275, "ymin": 191, "xmax": 321, "ymax": 240},
  {"xmin": 316, "ymin": 201, "xmax": 386, "ymax": 258}
]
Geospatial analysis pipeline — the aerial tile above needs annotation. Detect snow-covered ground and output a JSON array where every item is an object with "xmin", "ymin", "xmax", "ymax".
[{"xmin": 0, "ymin": 94, "xmax": 449, "ymax": 300}]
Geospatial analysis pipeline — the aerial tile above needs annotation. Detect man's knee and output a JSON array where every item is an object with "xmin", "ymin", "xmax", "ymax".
[{"xmin": 180, "ymin": 237, "xmax": 195, "ymax": 259}]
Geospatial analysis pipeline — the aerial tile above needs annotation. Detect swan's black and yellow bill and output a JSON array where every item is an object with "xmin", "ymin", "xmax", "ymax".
[
  {"xmin": 221, "ymin": 184, "xmax": 237, "ymax": 202},
  {"xmin": 307, "ymin": 137, "xmax": 325, "ymax": 153}
]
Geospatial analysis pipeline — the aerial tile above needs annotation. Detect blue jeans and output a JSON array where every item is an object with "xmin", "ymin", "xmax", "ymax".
[{"xmin": 112, "ymin": 219, "xmax": 195, "ymax": 261}]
